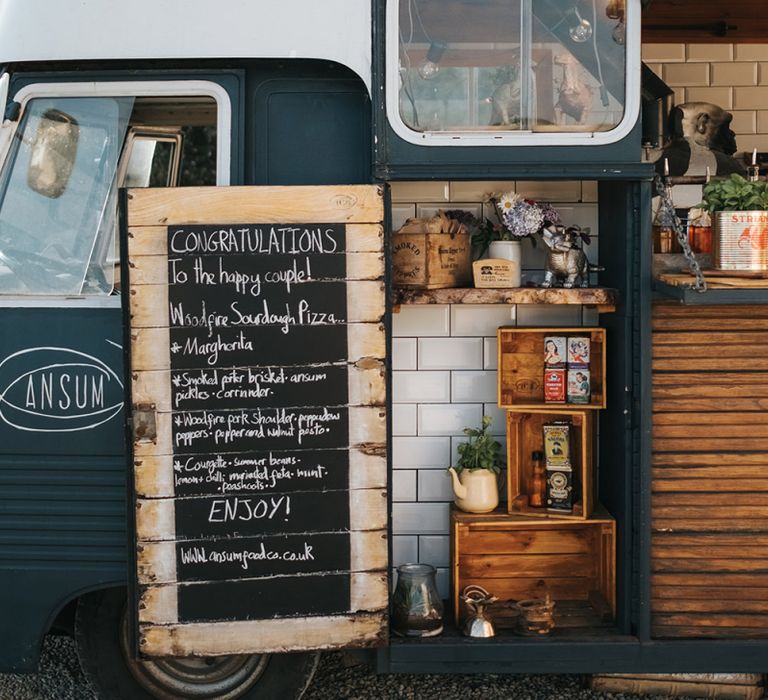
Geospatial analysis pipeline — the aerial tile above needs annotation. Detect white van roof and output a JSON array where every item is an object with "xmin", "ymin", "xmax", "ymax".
[{"xmin": 0, "ymin": 0, "xmax": 372, "ymax": 91}]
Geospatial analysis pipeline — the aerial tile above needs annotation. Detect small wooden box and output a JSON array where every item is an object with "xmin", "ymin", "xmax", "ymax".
[
  {"xmin": 497, "ymin": 327, "xmax": 606, "ymax": 409},
  {"xmin": 392, "ymin": 231, "xmax": 472, "ymax": 289},
  {"xmin": 451, "ymin": 508, "xmax": 615, "ymax": 629},
  {"xmin": 506, "ymin": 409, "xmax": 595, "ymax": 519}
]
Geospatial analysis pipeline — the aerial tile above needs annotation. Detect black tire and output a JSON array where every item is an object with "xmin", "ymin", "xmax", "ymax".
[{"xmin": 75, "ymin": 588, "xmax": 319, "ymax": 700}]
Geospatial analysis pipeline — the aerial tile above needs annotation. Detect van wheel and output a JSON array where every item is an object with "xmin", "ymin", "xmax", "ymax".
[{"xmin": 75, "ymin": 588, "xmax": 319, "ymax": 699}]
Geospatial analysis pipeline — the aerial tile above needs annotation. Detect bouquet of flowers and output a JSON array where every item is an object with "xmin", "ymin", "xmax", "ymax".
[
  {"xmin": 447, "ymin": 192, "xmax": 562, "ymax": 256},
  {"xmin": 498, "ymin": 193, "xmax": 561, "ymax": 239}
]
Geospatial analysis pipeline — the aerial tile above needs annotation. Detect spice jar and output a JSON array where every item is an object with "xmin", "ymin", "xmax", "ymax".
[
  {"xmin": 391, "ymin": 563, "xmax": 444, "ymax": 637},
  {"xmin": 527, "ymin": 450, "xmax": 546, "ymax": 508}
]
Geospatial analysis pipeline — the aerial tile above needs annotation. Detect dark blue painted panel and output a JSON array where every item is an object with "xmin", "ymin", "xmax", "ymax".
[
  {"xmin": 0, "ymin": 307, "xmax": 125, "ymax": 455},
  {"xmin": 247, "ymin": 63, "xmax": 371, "ymax": 186}
]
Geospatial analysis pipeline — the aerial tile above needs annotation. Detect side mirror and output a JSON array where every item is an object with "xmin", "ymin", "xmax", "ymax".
[{"xmin": 26, "ymin": 109, "xmax": 79, "ymax": 198}]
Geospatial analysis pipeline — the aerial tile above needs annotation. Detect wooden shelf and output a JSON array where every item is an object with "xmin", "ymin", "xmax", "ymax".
[
  {"xmin": 655, "ymin": 272, "xmax": 768, "ymax": 305},
  {"xmin": 392, "ymin": 286, "xmax": 618, "ymax": 310}
]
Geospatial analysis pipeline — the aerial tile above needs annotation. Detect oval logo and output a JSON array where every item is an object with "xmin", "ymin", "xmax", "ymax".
[
  {"xmin": 515, "ymin": 378, "xmax": 541, "ymax": 393},
  {"xmin": 331, "ymin": 194, "xmax": 357, "ymax": 209},
  {"xmin": 0, "ymin": 346, "xmax": 123, "ymax": 432}
]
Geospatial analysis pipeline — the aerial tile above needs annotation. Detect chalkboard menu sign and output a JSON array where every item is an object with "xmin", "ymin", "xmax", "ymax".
[{"xmin": 125, "ymin": 186, "xmax": 387, "ymax": 656}]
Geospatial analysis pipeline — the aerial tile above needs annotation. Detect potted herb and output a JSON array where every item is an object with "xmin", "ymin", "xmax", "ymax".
[
  {"xmin": 701, "ymin": 174, "xmax": 768, "ymax": 270},
  {"xmin": 447, "ymin": 415, "xmax": 502, "ymax": 513},
  {"xmin": 701, "ymin": 173, "xmax": 768, "ymax": 213}
]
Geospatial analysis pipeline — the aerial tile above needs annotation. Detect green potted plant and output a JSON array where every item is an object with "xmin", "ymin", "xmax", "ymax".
[
  {"xmin": 447, "ymin": 415, "xmax": 502, "ymax": 513},
  {"xmin": 701, "ymin": 174, "xmax": 768, "ymax": 270},
  {"xmin": 701, "ymin": 173, "xmax": 768, "ymax": 213}
]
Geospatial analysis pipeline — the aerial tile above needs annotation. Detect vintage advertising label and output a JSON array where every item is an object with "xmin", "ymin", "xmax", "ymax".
[
  {"xmin": 567, "ymin": 368, "xmax": 591, "ymax": 404},
  {"xmin": 544, "ymin": 369, "xmax": 566, "ymax": 403},
  {"xmin": 472, "ymin": 259, "xmax": 519, "ymax": 288},
  {"xmin": 543, "ymin": 422, "xmax": 571, "ymax": 468}
]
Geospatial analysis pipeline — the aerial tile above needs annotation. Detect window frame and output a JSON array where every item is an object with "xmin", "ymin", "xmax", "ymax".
[
  {"xmin": 385, "ymin": 0, "xmax": 642, "ymax": 147},
  {"xmin": 0, "ymin": 79, "xmax": 231, "ymax": 305}
]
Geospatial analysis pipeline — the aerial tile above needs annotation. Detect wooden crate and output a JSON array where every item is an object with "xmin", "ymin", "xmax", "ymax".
[
  {"xmin": 451, "ymin": 508, "xmax": 615, "ymax": 629},
  {"xmin": 392, "ymin": 230, "xmax": 472, "ymax": 289},
  {"xmin": 506, "ymin": 409, "xmax": 595, "ymax": 519},
  {"xmin": 497, "ymin": 327, "xmax": 606, "ymax": 409}
]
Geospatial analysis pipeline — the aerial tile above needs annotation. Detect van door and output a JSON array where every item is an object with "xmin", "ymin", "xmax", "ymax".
[{"xmin": 0, "ymin": 80, "xmax": 228, "ymax": 676}]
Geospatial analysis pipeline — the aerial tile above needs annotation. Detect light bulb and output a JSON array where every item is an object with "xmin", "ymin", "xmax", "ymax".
[
  {"xmin": 569, "ymin": 18, "xmax": 593, "ymax": 42},
  {"xmin": 565, "ymin": 7, "xmax": 593, "ymax": 43},
  {"xmin": 417, "ymin": 41, "xmax": 447, "ymax": 80},
  {"xmin": 612, "ymin": 20, "xmax": 625, "ymax": 45},
  {"xmin": 418, "ymin": 60, "xmax": 440, "ymax": 80}
]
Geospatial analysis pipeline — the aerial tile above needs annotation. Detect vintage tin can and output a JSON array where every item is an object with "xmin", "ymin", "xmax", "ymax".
[
  {"xmin": 546, "ymin": 466, "xmax": 574, "ymax": 513},
  {"xmin": 713, "ymin": 211, "xmax": 768, "ymax": 271},
  {"xmin": 543, "ymin": 336, "xmax": 566, "ymax": 368},
  {"xmin": 543, "ymin": 369, "xmax": 566, "ymax": 403},
  {"xmin": 543, "ymin": 422, "xmax": 571, "ymax": 468},
  {"xmin": 567, "ymin": 368, "xmax": 591, "ymax": 404},
  {"xmin": 567, "ymin": 337, "xmax": 590, "ymax": 368}
]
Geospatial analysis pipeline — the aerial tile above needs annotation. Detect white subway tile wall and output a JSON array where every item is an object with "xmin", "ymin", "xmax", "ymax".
[
  {"xmin": 417, "ymin": 470, "xmax": 455, "ymax": 503},
  {"xmin": 483, "ymin": 337, "xmax": 498, "ymax": 370},
  {"xmin": 418, "ymin": 337, "xmax": 483, "ymax": 370},
  {"xmin": 418, "ymin": 403, "xmax": 484, "ymax": 436},
  {"xmin": 392, "ymin": 305, "xmax": 450, "ymax": 337},
  {"xmin": 392, "ymin": 403, "xmax": 417, "ymax": 436},
  {"xmin": 392, "ymin": 338, "xmax": 417, "ymax": 370},
  {"xmin": 390, "ymin": 180, "xmax": 593, "ymax": 585},
  {"xmin": 641, "ymin": 43, "xmax": 768, "ymax": 154},
  {"xmin": 393, "ymin": 371, "xmax": 451, "ymax": 403},
  {"xmin": 392, "ymin": 535, "xmax": 418, "ymax": 566},
  {"xmin": 418, "ymin": 535, "xmax": 450, "ymax": 568},
  {"xmin": 393, "ymin": 470, "xmax": 417, "ymax": 502},
  {"xmin": 450, "ymin": 305, "xmax": 515, "ymax": 337},
  {"xmin": 451, "ymin": 370, "xmax": 498, "ymax": 403}
]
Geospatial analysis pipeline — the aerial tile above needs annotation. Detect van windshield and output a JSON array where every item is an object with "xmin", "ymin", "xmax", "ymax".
[{"xmin": 0, "ymin": 96, "xmax": 133, "ymax": 295}]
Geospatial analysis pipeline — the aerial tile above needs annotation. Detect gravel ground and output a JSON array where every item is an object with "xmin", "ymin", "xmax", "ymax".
[{"xmin": 0, "ymin": 634, "xmax": 703, "ymax": 700}]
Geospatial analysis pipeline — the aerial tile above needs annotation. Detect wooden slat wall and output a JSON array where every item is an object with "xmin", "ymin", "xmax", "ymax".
[{"xmin": 652, "ymin": 303, "xmax": 768, "ymax": 638}]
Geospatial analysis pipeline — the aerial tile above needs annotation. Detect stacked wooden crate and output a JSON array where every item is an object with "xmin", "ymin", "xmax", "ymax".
[
  {"xmin": 652, "ymin": 303, "xmax": 768, "ymax": 638},
  {"xmin": 451, "ymin": 327, "xmax": 616, "ymax": 632}
]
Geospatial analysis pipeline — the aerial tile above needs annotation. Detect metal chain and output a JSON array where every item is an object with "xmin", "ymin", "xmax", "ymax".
[{"xmin": 654, "ymin": 175, "xmax": 707, "ymax": 292}]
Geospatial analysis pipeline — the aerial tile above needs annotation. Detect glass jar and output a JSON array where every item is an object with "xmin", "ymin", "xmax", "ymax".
[
  {"xmin": 391, "ymin": 563, "xmax": 444, "ymax": 637},
  {"xmin": 688, "ymin": 207, "xmax": 712, "ymax": 255},
  {"xmin": 652, "ymin": 197, "xmax": 681, "ymax": 254}
]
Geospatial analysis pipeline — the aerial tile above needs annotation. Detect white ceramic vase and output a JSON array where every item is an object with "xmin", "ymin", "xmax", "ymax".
[{"xmin": 487, "ymin": 240, "xmax": 522, "ymax": 287}]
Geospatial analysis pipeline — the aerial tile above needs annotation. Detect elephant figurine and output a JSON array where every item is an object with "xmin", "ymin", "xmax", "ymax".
[{"xmin": 540, "ymin": 225, "xmax": 599, "ymax": 288}]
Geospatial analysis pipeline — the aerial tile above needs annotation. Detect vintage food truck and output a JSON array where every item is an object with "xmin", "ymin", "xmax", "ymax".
[{"xmin": 0, "ymin": 0, "xmax": 766, "ymax": 698}]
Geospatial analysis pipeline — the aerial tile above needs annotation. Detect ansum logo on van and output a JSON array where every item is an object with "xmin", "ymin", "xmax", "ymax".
[{"xmin": 0, "ymin": 346, "xmax": 123, "ymax": 432}]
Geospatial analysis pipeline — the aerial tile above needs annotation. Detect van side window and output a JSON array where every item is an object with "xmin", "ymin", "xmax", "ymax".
[
  {"xmin": 0, "ymin": 93, "xmax": 220, "ymax": 296},
  {"xmin": 0, "ymin": 97, "xmax": 133, "ymax": 295}
]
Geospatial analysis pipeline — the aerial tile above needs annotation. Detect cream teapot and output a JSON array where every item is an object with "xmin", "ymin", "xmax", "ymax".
[{"xmin": 447, "ymin": 415, "xmax": 502, "ymax": 514}]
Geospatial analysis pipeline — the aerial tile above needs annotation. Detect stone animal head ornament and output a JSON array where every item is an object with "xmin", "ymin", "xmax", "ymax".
[
  {"xmin": 672, "ymin": 102, "xmax": 737, "ymax": 154},
  {"xmin": 655, "ymin": 101, "xmax": 746, "ymax": 177}
]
